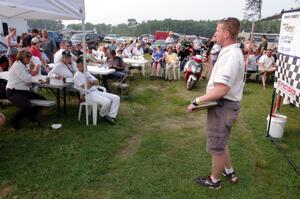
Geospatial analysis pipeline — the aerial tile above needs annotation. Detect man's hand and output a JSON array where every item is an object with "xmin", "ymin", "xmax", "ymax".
[{"xmin": 187, "ymin": 103, "xmax": 197, "ymax": 112}]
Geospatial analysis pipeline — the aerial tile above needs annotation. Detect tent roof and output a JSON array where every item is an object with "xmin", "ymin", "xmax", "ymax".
[{"xmin": 0, "ymin": 0, "xmax": 85, "ymax": 20}]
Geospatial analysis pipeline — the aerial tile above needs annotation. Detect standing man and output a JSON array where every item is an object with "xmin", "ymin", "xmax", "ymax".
[
  {"xmin": 187, "ymin": 17, "xmax": 244, "ymax": 189},
  {"xmin": 41, "ymin": 29, "xmax": 57, "ymax": 63},
  {"xmin": 23, "ymin": 29, "xmax": 39, "ymax": 48},
  {"xmin": 193, "ymin": 35, "xmax": 202, "ymax": 55}
]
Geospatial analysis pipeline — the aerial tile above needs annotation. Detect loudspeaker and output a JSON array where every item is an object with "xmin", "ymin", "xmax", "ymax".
[{"xmin": 2, "ymin": 23, "xmax": 8, "ymax": 36}]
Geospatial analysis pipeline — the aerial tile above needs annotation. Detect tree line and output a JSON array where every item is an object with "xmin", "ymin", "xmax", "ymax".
[{"xmin": 28, "ymin": 18, "xmax": 281, "ymax": 37}]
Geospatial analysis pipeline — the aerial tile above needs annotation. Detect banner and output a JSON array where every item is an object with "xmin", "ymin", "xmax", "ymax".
[{"xmin": 275, "ymin": 11, "xmax": 300, "ymax": 107}]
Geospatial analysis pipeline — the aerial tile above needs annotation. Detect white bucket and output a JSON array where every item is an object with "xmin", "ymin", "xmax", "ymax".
[{"xmin": 266, "ymin": 114, "xmax": 287, "ymax": 138}]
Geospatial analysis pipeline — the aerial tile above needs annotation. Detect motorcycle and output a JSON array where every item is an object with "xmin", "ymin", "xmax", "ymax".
[{"xmin": 184, "ymin": 54, "xmax": 203, "ymax": 90}]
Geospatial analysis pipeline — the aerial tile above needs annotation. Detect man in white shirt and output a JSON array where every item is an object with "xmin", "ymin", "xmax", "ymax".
[
  {"xmin": 187, "ymin": 18, "xmax": 244, "ymax": 189},
  {"xmin": 54, "ymin": 40, "xmax": 77, "ymax": 65},
  {"xmin": 193, "ymin": 35, "xmax": 202, "ymax": 54},
  {"xmin": 74, "ymin": 57, "xmax": 120, "ymax": 125},
  {"xmin": 258, "ymin": 49, "xmax": 276, "ymax": 89},
  {"xmin": 165, "ymin": 32, "xmax": 175, "ymax": 45},
  {"xmin": 48, "ymin": 50, "xmax": 77, "ymax": 79},
  {"xmin": 132, "ymin": 43, "xmax": 144, "ymax": 57}
]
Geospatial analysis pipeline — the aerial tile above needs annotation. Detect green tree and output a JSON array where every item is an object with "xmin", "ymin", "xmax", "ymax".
[
  {"xmin": 28, "ymin": 19, "xmax": 64, "ymax": 31},
  {"xmin": 244, "ymin": 0, "xmax": 263, "ymax": 20}
]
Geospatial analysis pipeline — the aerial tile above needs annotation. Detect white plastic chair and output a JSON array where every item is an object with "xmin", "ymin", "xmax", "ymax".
[{"xmin": 75, "ymin": 85, "xmax": 107, "ymax": 126}]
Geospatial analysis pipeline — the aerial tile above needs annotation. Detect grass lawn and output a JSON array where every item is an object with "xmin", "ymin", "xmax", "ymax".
[{"xmin": 0, "ymin": 65, "xmax": 300, "ymax": 198}]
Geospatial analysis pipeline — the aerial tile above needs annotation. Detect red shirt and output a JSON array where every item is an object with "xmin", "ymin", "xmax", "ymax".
[{"xmin": 29, "ymin": 46, "xmax": 41, "ymax": 59}]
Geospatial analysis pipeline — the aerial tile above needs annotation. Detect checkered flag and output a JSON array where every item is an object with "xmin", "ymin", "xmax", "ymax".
[{"xmin": 274, "ymin": 53, "xmax": 300, "ymax": 107}]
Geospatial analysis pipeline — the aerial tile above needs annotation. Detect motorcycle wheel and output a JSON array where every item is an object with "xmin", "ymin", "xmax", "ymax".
[{"xmin": 187, "ymin": 79, "xmax": 195, "ymax": 90}]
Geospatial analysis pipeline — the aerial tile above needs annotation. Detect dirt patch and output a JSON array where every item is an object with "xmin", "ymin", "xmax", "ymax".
[
  {"xmin": 0, "ymin": 184, "xmax": 16, "ymax": 198},
  {"xmin": 116, "ymin": 134, "xmax": 141, "ymax": 160}
]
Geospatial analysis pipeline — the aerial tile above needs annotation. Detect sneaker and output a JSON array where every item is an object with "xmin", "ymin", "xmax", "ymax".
[
  {"xmin": 104, "ymin": 116, "xmax": 116, "ymax": 125},
  {"xmin": 193, "ymin": 176, "xmax": 221, "ymax": 189},
  {"xmin": 222, "ymin": 171, "xmax": 239, "ymax": 183}
]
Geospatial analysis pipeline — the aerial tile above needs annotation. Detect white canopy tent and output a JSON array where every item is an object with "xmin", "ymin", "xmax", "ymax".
[
  {"xmin": 0, "ymin": 0, "xmax": 91, "ymax": 125},
  {"xmin": 0, "ymin": 0, "xmax": 84, "ymax": 20}
]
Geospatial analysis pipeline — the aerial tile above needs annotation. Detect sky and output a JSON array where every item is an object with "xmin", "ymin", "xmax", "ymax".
[{"xmin": 64, "ymin": 0, "xmax": 300, "ymax": 25}]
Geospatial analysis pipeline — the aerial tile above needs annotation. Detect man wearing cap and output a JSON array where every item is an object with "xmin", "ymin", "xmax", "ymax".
[
  {"xmin": 48, "ymin": 50, "xmax": 77, "ymax": 79},
  {"xmin": 54, "ymin": 40, "xmax": 76, "ymax": 65},
  {"xmin": 29, "ymin": 37, "xmax": 47, "ymax": 66},
  {"xmin": 74, "ymin": 56, "xmax": 120, "ymax": 125},
  {"xmin": 187, "ymin": 17, "xmax": 244, "ymax": 189}
]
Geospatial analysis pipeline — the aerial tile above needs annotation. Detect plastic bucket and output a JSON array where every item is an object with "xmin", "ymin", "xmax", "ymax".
[{"xmin": 266, "ymin": 114, "xmax": 287, "ymax": 138}]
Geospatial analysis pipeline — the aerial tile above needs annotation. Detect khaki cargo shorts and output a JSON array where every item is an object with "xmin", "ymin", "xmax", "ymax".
[{"xmin": 206, "ymin": 99, "xmax": 240, "ymax": 155}]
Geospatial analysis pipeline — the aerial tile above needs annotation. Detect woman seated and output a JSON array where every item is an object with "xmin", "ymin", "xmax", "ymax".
[
  {"xmin": 165, "ymin": 46, "xmax": 179, "ymax": 80},
  {"xmin": 6, "ymin": 50, "xmax": 46, "ymax": 130},
  {"xmin": 48, "ymin": 50, "xmax": 77, "ymax": 80},
  {"xmin": 74, "ymin": 57, "xmax": 120, "ymax": 125},
  {"xmin": 150, "ymin": 46, "xmax": 164, "ymax": 78}
]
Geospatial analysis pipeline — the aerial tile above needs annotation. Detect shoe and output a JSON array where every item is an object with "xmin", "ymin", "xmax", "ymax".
[
  {"xmin": 104, "ymin": 116, "xmax": 116, "ymax": 125},
  {"xmin": 222, "ymin": 171, "xmax": 239, "ymax": 183},
  {"xmin": 193, "ymin": 176, "xmax": 221, "ymax": 189}
]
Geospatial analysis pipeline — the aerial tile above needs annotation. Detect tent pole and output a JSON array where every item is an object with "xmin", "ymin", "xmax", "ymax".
[{"xmin": 82, "ymin": 18, "xmax": 88, "ymax": 125}]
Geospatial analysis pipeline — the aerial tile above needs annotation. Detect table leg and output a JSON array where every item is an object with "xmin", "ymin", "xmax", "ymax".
[
  {"xmin": 63, "ymin": 87, "xmax": 66, "ymax": 114},
  {"xmin": 142, "ymin": 64, "xmax": 145, "ymax": 77},
  {"xmin": 57, "ymin": 88, "xmax": 60, "ymax": 117}
]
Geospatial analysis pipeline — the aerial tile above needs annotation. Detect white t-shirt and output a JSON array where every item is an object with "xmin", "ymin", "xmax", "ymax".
[
  {"xmin": 48, "ymin": 61, "xmax": 77, "ymax": 78},
  {"xmin": 193, "ymin": 38, "xmax": 202, "ymax": 49},
  {"xmin": 132, "ymin": 48, "xmax": 144, "ymax": 56},
  {"xmin": 207, "ymin": 43, "xmax": 245, "ymax": 102},
  {"xmin": 74, "ymin": 71, "xmax": 97, "ymax": 94},
  {"xmin": 165, "ymin": 36, "xmax": 174, "ymax": 44},
  {"xmin": 54, "ymin": 49, "xmax": 76, "ymax": 65},
  {"xmin": 259, "ymin": 54, "xmax": 274, "ymax": 70}
]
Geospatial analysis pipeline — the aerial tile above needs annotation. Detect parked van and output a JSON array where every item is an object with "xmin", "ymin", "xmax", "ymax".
[{"xmin": 0, "ymin": 17, "xmax": 28, "ymax": 42}]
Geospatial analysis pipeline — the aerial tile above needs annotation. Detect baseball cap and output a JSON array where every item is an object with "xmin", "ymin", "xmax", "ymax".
[
  {"xmin": 31, "ymin": 37, "xmax": 40, "ymax": 43},
  {"xmin": 62, "ymin": 50, "xmax": 72, "ymax": 57}
]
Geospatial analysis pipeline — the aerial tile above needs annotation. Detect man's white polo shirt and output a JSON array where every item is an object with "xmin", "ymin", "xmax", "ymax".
[{"xmin": 207, "ymin": 43, "xmax": 244, "ymax": 102}]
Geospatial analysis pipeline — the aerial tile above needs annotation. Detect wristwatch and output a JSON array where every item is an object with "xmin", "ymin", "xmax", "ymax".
[{"xmin": 192, "ymin": 98, "xmax": 200, "ymax": 106}]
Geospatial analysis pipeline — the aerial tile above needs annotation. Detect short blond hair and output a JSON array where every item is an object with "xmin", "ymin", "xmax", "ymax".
[{"xmin": 218, "ymin": 17, "xmax": 240, "ymax": 40}]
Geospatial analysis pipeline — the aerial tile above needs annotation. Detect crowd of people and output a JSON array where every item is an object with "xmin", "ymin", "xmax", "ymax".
[{"xmin": 0, "ymin": 26, "xmax": 280, "ymax": 130}]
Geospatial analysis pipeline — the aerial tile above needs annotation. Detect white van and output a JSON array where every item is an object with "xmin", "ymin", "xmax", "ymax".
[{"xmin": 0, "ymin": 17, "xmax": 28, "ymax": 43}]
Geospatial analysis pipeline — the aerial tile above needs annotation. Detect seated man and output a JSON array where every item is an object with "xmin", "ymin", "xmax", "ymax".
[
  {"xmin": 54, "ymin": 40, "xmax": 77, "ymax": 65},
  {"xmin": 99, "ymin": 50, "xmax": 128, "ymax": 90},
  {"xmin": 48, "ymin": 50, "xmax": 77, "ymax": 79},
  {"xmin": 259, "ymin": 49, "xmax": 276, "ymax": 89},
  {"xmin": 74, "ymin": 57, "xmax": 120, "ymax": 125},
  {"xmin": 86, "ymin": 47, "xmax": 103, "ymax": 65}
]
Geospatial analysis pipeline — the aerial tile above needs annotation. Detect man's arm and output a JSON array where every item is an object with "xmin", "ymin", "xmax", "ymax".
[{"xmin": 187, "ymin": 83, "xmax": 230, "ymax": 112}]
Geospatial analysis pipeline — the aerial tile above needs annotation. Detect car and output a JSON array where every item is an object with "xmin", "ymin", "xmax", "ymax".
[
  {"xmin": 150, "ymin": 40, "xmax": 167, "ymax": 52},
  {"xmin": 0, "ymin": 41, "xmax": 8, "ymax": 71},
  {"xmin": 0, "ymin": 41, "xmax": 7, "ymax": 55},
  {"xmin": 70, "ymin": 33, "xmax": 101, "ymax": 48},
  {"xmin": 103, "ymin": 34, "xmax": 121, "ymax": 43},
  {"xmin": 48, "ymin": 31, "xmax": 63, "ymax": 48}
]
